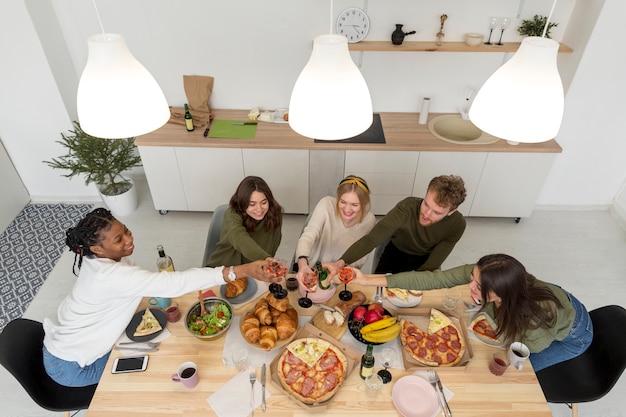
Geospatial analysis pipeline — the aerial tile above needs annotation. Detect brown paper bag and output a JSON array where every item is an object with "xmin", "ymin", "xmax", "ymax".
[{"xmin": 169, "ymin": 75, "xmax": 214, "ymax": 127}]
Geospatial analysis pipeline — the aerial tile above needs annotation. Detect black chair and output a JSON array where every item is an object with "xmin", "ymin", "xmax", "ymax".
[
  {"xmin": 0, "ymin": 318, "xmax": 98, "ymax": 417},
  {"xmin": 535, "ymin": 305, "xmax": 626, "ymax": 417},
  {"xmin": 201, "ymin": 204, "xmax": 228, "ymax": 267}
]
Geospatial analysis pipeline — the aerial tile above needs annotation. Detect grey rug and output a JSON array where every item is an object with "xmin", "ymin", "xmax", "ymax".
[{"xmin": 0, "ymin": 203, "xmax": 92, "ymax": 331}]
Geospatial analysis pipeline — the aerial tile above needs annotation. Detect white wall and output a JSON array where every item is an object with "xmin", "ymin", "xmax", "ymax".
[{"xmin": 1, "ymin": 0, "xmax": 625, "ymax": 209}]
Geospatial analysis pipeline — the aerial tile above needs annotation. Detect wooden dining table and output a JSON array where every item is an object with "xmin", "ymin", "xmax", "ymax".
[{"xmin": 86, "ymin": 281, "xmax": 552, "ymax": 417}]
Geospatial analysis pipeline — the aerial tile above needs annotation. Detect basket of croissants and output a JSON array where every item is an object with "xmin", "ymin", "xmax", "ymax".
[{"xmin": 240, "ymin": 292, "xmax": 298, "ymax": 351}]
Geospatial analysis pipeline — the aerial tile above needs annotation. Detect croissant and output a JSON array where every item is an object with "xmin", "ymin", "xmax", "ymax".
[
  {"xmin": 254, "ymin": 299, "xmax": 272, "ymax": 325},
  {"xmin": 269, "ymin": 305, "xmax": 282, "ymax": 326},
  {"xmin": 259, "ymin": 325, "xmax": 278, "ymax": 351},
  {"xmin": 241, "ymin": 312, "xmax": 260, "ymax": 343},
  {"xmin": 276, "ymin": 307, "xmax": 298, "ymax": 340},
  {"xmin": 266, "ymin": 292, "xmax": 290, "ymax": 312},
  {"xmin": 224, "ymin": 277, "xmax": 248, "ymax": 298}
]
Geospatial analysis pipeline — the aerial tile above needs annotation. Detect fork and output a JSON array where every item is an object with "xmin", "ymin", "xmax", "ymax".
[
  {"xmin": 249, "ymin": 368, "xmax": 256, "ymax": 417},
  {"xmin": 428, "ymin": 370, "xmax": 449, "ymax": 417},
  {"xmin": 117, "ymin": 341, "xmax": 161, "ymax": 348}
]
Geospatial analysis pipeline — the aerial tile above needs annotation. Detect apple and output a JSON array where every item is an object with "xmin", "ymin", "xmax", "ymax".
[
  {"xmin": 367, "ymin": 303, "xmax": 385, "ymax": 316},
  {"xmin": 364, "ymin": 309, "xmax": 382, "ymax": 324},
  {"xmin": 352, "ymin": 306, "xmax": 367, "ymax": 322}
]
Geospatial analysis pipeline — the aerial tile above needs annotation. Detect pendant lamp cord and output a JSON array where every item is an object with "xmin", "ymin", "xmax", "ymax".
[
  {"xmin": 92, "ymin": 0, "xmax": 108, "ymax": 40},
  {"xmin": 329, "ymin": 0, "xmax": 334, "ymax": 34},
  {"xmin": 542, "ymin": 0, "xmax": 558, "ymax": 38}
]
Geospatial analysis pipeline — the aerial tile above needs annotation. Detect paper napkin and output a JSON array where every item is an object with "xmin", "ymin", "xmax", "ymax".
[{"xmin": 207, "ymin": 370, "xmax": 268, "ymax": 417}]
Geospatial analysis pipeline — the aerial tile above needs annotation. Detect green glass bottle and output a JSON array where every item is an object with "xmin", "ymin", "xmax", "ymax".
[
  {"xmin": 315, "ymin": 261, "xmax": 330, "ymax": 290},
  {"xmin": 360, "ymin": 344, "xmax": 375, "ymax": 379},
  {"xmin": 184, "ymin": 103, "xmax": 194, "ymax": 132}
]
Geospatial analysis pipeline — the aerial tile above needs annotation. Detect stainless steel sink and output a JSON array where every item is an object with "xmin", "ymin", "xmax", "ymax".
[{"xmin": 428, "ymin": 115, "xmax": 500, "ymax": 145}]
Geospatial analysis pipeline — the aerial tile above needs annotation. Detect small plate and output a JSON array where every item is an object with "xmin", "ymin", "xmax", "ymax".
[
  {"xmin": 386, "ymin": 290, "xmax": 423, "ymax": 308},
  {"xmin": 125, "ymin": 308, "xmax": 167, "ymax": 342},
  {"xmin": 220, "ymin": 277, "xmax": 258, "ymax": 304},
  {"xmin": 469, "ymin": 312, "xmax": 504, "ymax": 347},
  {"xmin": 347, "ymin": 305, "xmax": 393, "ymax": 345},
  {"xmin": 392, "ymin": 375, "xmax": 439, "ymax": 417}
]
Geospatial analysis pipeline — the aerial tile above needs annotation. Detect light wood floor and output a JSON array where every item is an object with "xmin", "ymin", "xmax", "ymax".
[{"xmin": 1, "ymin": 178, "xmax": 624, "ymax": 417}]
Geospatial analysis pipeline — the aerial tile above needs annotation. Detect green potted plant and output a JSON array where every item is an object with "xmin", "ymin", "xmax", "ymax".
[
  {"xmin": 517, "ymin": 14, "xmax": 558, "ymax": 39},
  {"xmin": 44, "ymin": 121, "xmax": 142, "ymax": 216}
]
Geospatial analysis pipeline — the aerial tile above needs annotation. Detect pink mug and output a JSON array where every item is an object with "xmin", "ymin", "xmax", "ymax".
[{"xmin": 171, "ymin": 361, "xmax": 199, "ymax": 388}]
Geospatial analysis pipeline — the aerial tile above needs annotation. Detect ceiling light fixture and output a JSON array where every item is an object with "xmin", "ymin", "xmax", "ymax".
[
  {"xmin": 469, "ymin": 0, "xmax": 563, "ymax": 144},
  {"xmin": 288, "ymin": 0, "xmax": 373, "ymax": 140},
  {"xmin": 77, "ymin": 0, "xmax": 169, "ymax": 139}
]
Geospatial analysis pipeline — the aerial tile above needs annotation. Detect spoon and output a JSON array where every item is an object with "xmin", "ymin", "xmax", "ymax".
[{"xmin": 198, "ymin": 290, "xmax": 207, "ymax": 316}]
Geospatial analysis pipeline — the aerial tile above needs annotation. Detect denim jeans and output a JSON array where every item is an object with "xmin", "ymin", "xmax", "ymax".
[
  {"xmin": 43, "ymin": 346, "xmax": 110, "ymax": 387},
  {"xmin": 529, "ymin": 293, "xmax": 593, "ymax": 372}
]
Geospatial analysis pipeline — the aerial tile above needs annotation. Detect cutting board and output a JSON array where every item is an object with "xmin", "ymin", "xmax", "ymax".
[{"xmin": 311, "ymin": 304, "xmax": 347, "ymax": 339}]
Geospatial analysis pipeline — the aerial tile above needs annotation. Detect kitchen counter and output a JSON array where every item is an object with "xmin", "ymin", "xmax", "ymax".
[{"xmin": 136, "ymin": 109, "xmax": 562, "ymax": 154}]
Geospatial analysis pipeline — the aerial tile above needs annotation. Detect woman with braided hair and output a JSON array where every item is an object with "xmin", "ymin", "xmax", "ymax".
[{"xmin": 43, "ymin": 207, "xmax": 279, "ymax": 387}]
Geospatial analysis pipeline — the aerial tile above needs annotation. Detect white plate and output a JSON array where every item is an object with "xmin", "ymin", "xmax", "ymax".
[
  {"xmin": 392, "ymin": 375, "xmax": 439, "ymax": 417},
  {"xmin": 386, "ymin": 290, "xmax": 423, "ymax": 308},
  {"xmin": 468, "ymin": 312, "xmax": 504, "ymax": 347}
]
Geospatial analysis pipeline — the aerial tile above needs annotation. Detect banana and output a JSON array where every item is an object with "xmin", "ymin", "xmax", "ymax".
[
  {"xmin": 359, "ymin": 316, "xmax": 397, "ymax": 335},
  {"xmin": 362, "ymin": 323, "xmax": 402, "ymax": 343}
]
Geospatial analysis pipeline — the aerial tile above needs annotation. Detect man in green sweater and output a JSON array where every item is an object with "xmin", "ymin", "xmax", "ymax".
[{"xmin": 329, "ymin": 175, "xmax": 467, "ymax": 274}]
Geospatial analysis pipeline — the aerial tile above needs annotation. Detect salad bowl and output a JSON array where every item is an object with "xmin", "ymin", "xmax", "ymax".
[{"xmin": 185, "ymin": 297, "xmax": 233, "ymax": 341}]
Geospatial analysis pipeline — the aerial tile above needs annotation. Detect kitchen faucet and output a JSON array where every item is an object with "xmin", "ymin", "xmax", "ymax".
[{"xmin": 459, "ymin": 88, "xmax": 476, "ymax": 120}]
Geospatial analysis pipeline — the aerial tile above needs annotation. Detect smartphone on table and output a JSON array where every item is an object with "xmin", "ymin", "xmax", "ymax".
[{"xmin": 111, "ymin": 356, "xmax": 149, "ymax": 374}]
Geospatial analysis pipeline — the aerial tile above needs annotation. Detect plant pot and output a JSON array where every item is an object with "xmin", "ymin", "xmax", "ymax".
[{"xmin": 98, "ymin": 178, "xmax": 138, "ymax": 217}]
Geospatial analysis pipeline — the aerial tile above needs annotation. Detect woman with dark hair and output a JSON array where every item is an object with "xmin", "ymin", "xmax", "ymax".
[
  {"xmin": 348, "ymin": 253, "xmax": 593, "ymax": 371},
  {"xmin": 43, "ymin": 208, "xmax": 279, "ymax": 387},
  {"xmin": 295, "ymin": 175, "xmax": 375, "ymax": 280},
  {"xmin": 206, "ymin": 176, "xmax": 284, "ymax": 267}
]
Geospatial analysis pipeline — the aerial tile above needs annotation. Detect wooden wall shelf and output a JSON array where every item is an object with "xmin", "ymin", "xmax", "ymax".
[{"xmin": 348, "ymin": 41, "xmax": 573, "ymax": 53}]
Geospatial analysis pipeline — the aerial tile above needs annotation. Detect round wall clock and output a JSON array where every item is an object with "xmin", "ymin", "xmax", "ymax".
[{"xmin": 336, "ymin": 8, "xmax": 370, "ymax": 43}]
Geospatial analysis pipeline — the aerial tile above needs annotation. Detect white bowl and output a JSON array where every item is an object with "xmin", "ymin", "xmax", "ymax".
[
  {"xmin": 385, "ymin": 289, "xmax": 422, "ymax": 308},
  {"xmin": 464, "ymin": 33, "xmax": 484, "ymax": 47}
]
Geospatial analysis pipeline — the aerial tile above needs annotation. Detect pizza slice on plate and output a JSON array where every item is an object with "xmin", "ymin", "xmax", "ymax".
[
  {"xmin": 134, "ymin": 308, "xmax": 163, "ymax": 337},
  {"xmin": 470, "ymin": 314, "xmax": 501, "ymax": 345}
]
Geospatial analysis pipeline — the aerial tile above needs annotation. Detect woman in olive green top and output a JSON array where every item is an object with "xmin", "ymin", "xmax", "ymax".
[
  {"xmin": 350, "ymin": 253, "xmax": 593, "ymax": 371},
  {"xmin": 206, "ymin": 176, "xmax": 283, "ymax": 267}
]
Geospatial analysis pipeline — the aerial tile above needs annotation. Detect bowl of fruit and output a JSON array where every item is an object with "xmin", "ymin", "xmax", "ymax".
[{"xmin": 347, "ymin": 303, "xmax": 400, "ymax": 345}]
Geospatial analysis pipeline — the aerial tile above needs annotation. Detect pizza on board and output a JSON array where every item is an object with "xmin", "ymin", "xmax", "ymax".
[
  {"xmin": 470, "ymin": 315, "xmax": 500, "ymax": 344},
  {"xmin": 134, "ymin": 308, "xmax": 162, "ymax": 337},
  {"xmin": 400, "ymin": 308, "xmax": 465, "ymax": 367},
  {"xmin": 277, "ymin": 338, "xmax": 348, "ymax": 405}
]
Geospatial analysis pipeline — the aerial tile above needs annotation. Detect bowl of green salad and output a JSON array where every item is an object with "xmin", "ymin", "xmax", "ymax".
[{"xmin": 184, "ymin": 297, "xmax": 233, "ymax": 340}]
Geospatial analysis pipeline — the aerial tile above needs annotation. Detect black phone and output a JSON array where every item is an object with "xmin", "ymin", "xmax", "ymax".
[{"xmin": 111, "ymin": 356, "xmax": 149, "ymax": 374}]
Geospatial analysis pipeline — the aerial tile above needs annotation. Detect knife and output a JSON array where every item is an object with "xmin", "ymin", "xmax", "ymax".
[
  {"xmin": 261, "ymin": 363, "xmax": 266, "ymax": 412},
  {"xmin": 314, "ymin": 303, "xmax": 336, "ymax": 312},
  {"xmin": 203, "ymin": 119, "xmax": 214, "ymax": 137},
  {"xmin": 434, "ymin": 371, "xmax": 452, "ymax": 417},
  {"xmin": 231, "ymin": 121, "xmax": 258, "ymax": 125}
]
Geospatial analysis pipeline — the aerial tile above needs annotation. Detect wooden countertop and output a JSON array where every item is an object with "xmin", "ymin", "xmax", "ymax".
[
  {"xmin": 86, "ymin": 283, "xmax": 552, "ymax": 417},
  {"xmin": 136, "ymin": 110, "xmax": 562, "ymax": 154}
]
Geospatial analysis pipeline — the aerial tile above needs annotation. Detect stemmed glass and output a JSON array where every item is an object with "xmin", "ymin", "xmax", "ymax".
[
  {"xmin": 338, "ymin": 267, "xmax": 354, "ymax": 301},
  {"xmin": 298, "ymin": 270, "xmax": 318, "ymax": 308},
  {"xmin": 268, "ymin": 258, "xmax": 288, "ymax": 299},
  {"xmin": 496, "ymin": 17, "xmax": 510, "ymax": 45},
  {"xmin": 377, "ymin": 347, "xmax": 397, "ymax": 384},
  {"xmin": 484, "ymin": 17, "xmax": 499, "ymax": 45}
]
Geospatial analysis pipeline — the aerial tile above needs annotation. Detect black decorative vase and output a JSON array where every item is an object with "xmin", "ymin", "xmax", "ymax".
[{"xmin": 391, "ymin": 24, "xmax": 405, "ymax": 45}]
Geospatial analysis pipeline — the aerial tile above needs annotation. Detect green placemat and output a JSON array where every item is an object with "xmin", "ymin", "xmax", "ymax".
[{"xmin": 208, "ymin": 119, "xmax": 257, "ymax": 139}]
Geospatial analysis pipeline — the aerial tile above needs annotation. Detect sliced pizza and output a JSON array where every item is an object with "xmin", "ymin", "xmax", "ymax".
[
  {"xmin": 428, "ymin": 308, "xmax": 453, "ymax": 334},
  {"xmin": 470, "ymin": 314, "xmax": 501, "ymax": 345},
  {"xmin": 278, "ymin": 338, "xmax": 348, "ymax": 405},
  {"xmin": 134, "ymin": 308, "xmax": 163, "ymax": 337}
]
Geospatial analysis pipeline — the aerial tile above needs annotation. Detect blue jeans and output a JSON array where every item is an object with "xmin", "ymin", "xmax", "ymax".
[
  {"xmin": 43, "ymin": 346, "xmax": 110, "ymax": 387},
  {"xmin": 529, "ymin": 293, "xmax": 593, "ymax": 372}
]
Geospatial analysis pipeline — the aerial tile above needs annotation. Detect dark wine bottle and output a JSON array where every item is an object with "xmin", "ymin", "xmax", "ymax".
[
  {"xmin": 359, "ymin": 344, "xmax": 375, "ymax": 379},
  {"xmin": 184, "ymin": 103, "xmax": 194, "ymax": 132}
]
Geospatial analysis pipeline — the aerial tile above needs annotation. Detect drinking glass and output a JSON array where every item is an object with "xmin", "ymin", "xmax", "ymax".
[
  {"xmin": 364, "ymin": 374, "xmax": 384, "ymax": 399},
  {"xmin": 268, "ymin": 258, "xmax": 289, "ymax": 299},
  {"xmin": 485, "ymin": 17, "xmax": 499, "ymax": 45},
  {"xmin": 496, "ymin": 17, "xmax": 510, "ymax": 45},
  {"xmin": 338, "ymin": 267, "xmax": 355, "ymax": 301},
  {"xmin": 298, "ymin": 270, "xmax": 318, "ymax": 308},
  {"xmin": 377, "ymin": 347, "xmax": 396, "ymax": 384},
  {"xmin": 232, "ymin": 346, "xmax": 249, "ymax": 372}
]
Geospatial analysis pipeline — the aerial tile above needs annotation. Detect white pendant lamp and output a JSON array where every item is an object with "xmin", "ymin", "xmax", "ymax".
[
  {"xmin": 469, "ymin": 0, "xmax": 563, "ymax": 143},
  {"xmin": 289, "ymin": 1, "xmax": 372, "ymax": 140},
  {"xmin": 77, "ymin": 1, "xmax": 169, "ymax": 139}
]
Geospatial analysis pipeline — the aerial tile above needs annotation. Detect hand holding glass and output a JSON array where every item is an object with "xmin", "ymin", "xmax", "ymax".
[
  {"xmin": 338, "ymin": 267, "xmax": 355, "ymax": 301},
  {"xmin": 298, "ymin": 271, "xmax": 318, "ymax": 308}
]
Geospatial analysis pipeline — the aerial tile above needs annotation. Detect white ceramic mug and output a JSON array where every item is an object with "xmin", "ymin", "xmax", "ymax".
[{"xmin": 508, "ymin": 342, "xmax": 530, "ymax": 370}]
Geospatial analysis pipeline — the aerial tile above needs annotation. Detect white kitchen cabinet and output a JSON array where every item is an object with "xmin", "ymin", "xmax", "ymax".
[
  {"xmin": 242, "ymin": 149, "xmax": 309, "ymax": 213},
  {"xmin": 344, "ymin": 150, "xmax": 420, "ymax": 215},
  {"xmin": 469, "ymin": 153, "xmax": 556, "ymax": 218},
  {"xmin": 0, "ymin": 141, "xmax": 30, "ymax": 232},
  {"xmin": 413, "ymin": 152, "xmax": 487, "ymax": 216},
  {"xmin": 138, "ymin": 146, "xmax": 188, "ymax": 212}
]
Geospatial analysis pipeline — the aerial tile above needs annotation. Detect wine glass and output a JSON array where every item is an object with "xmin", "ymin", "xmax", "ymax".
[
  {"xmin": 496, "ymin": 17, "xmax": 510, "ymax": 45},
  {"xmin": 485, "ymin": 17, "xmax": 499, "ymax": 45},
  {"xmin": 377, "ymin": 347, "xmax": 397, "ymax": 384},
  {"xmin": 298, "ymin": 270, "xmax": 318, "ymax": 308},
  {"xmin": 268, "ymin": 258, "xmax": 289, "ymax": 299},
  {"xmin": 338, "ymin": 267, "xmax": 354, "ymax": 301}
]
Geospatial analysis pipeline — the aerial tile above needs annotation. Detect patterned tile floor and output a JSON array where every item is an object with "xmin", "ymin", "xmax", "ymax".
[{"xmin": 0, "ymin": 203, "xmax": 92, "ymax": 331}]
